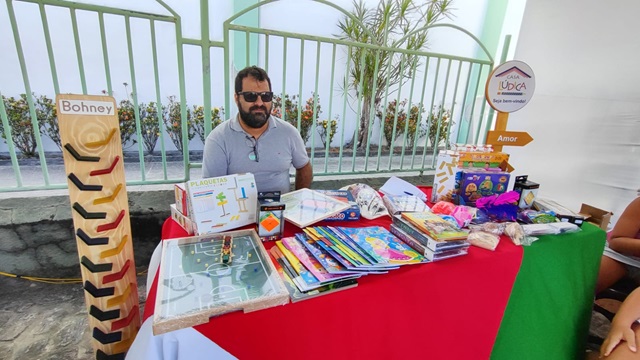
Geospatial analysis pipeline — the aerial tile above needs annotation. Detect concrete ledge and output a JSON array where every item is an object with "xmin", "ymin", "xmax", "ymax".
[{"xmin": 0, "ymin": 175, "xmax": 432, "ymax": 277}]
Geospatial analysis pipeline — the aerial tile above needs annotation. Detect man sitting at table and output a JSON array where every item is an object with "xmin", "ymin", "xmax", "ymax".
[{"xmin": 202, "ymin": 65, "xmax": 313, "ymax": 194}]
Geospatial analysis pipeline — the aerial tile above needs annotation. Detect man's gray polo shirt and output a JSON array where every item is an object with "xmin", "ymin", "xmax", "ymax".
[{"xmin": 202, "ymin": 115, "xmax": 309, "ymax": 194}]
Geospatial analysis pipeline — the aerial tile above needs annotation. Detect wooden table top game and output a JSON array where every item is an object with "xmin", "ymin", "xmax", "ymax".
[{"xmin": 153, "ymin": 229, "xmax": 288, "ymax": 335}]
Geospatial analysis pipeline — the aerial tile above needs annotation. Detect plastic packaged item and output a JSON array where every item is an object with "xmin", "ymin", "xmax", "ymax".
[
  {"xmin": 468, "ymin": 222, "xmax": 505, "ymax": 236},
  {"xmin": 505, "ymin": 222, "xmax": 538, "ymax": 246},
  {"xmin": 432, "ymin": 201, "xmax": 456, "ymax": 215},
  {"xmin": 550, "ymin": 222, "xmax": 581, "ymax": 234},
  {"xmin": 522, "ymin": 224, "xmax": 561, "ymax": 236},
  {"xmin": 342, "ymin": 183, "xmax": 389, "ymax": 220},
  {"xmin": 523, "ymin": 222, "xmax": 581, "ymax": 236},
  {"xmin": 451, "ymin": 205, "xmax": 475, "ymax": 228},
  {"xmin": 517, "ymin": 209, "xmax": 557, "ymax": 224},
  {"xmin": 475, "ymin": 191, "xmax": 519, "ymax": 222},
  {"xmin": 467, "ymin": 231, "xmax": 499, "ymax": 251}
]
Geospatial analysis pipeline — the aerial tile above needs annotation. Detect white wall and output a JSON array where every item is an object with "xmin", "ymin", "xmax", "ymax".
[{"xmin": 508, "ymin": 0, "xmax": 640, "ymax": 226}]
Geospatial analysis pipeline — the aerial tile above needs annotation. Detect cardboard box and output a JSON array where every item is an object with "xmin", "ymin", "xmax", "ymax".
[
  {"xmin": 431, "ymin": 149, "xmax": 512, "ymax": 203},
  {"xmin": 256, "ymin": 191, "xmax": 285, "ymax": 241},
  {"xmin": 431, "ymin": 151, "xmax": 460, "ymax": 203},
  {"xmin": 457, "ymin": 151, "xmax": 510, "ymax": 168},
  {"xmin": 186, "ymin": 173, "xmax": 258, "ymax": 235},
  {"xmin": 455, "ymin": 169, "xmax": 510, "ymax": 206},
  {"xmin": 174, "ymin": 183, "xmax": 189, "ymax": 217},
  {"xmin": 513, "ymin": 175, "xmax": 540, "ymax": 209},
  {"xmin": 315, "ymin": 190, "xmax": 361, "ymax": 221},
  {"xmin": 578, "ymin": 203, "xmax": 613, "ymax": 230},
  {"xmin": 170, "ymin": 204, "xmax": 195, "ymax": 235}
]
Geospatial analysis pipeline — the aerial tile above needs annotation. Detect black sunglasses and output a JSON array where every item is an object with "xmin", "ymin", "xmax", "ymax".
[{"xmin": 237, "ymin": 91, "xmax": 273, "ymax": 103}]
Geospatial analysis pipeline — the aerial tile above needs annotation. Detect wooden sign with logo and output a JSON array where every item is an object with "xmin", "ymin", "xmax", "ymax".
[
  {"xmin": 485, "ymin": 60, "xmax": 535, "ymax": 113},
  {"xmin": 56, "ymin": 94, "xmax": 140, "ymax": 359},
  {"xmin": 484, "ymin": 60, "xmax": 536, "ymax": 152}
]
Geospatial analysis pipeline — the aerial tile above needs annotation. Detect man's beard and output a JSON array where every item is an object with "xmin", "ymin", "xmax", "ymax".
[{"xmin": 238, "ymin": 104, "xmax": 271, "ymax": 129}]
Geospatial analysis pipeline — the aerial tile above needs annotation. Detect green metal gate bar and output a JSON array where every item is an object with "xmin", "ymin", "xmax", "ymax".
[{"xmin": 0, "ymin": 0, "xmax": 501, "ymax": 193}]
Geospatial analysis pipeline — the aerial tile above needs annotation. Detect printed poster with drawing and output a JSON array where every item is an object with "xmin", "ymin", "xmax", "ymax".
[
  {"xmin": 186, "ymin": 173, "xmax": 258, "ymax": 235},
  {"xmin": 280, "ymin": 188, "xmax": 351, "ymax": 228}
]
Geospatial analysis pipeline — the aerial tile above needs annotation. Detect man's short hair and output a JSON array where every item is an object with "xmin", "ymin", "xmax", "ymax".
[{"xmin": 235, "ymin": 66, "xmax": 272, "ymax": 93}]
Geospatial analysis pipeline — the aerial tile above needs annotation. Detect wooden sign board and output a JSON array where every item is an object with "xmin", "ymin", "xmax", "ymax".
[
  {"xmin": 485, "ymin": 60, "xmax": 536, "ymax": 113},
  {"xmin": 56, "ymin": 94, "xmax": 140, "ymax": 359},
  {"xmin": 486, "ymin": 130, "xmax": 533, "ymax": 147}
]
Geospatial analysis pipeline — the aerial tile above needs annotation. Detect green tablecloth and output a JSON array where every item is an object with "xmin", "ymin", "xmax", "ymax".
[{"xmin": 491, "ymin": 223, "xmax": 606, "ymax": 359}]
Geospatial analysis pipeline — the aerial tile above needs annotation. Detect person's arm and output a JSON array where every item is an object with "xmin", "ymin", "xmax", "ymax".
[
  {"xmin": 601, "ymin": 286, "xmax": 640, "ymax": 356},
  {"xmin": 608, "ymin": 197, "xmax": 640, "ymax": 256},
  {"xmin": 294, "ymin": 161, "xmax": 313, "ymax": 190}
]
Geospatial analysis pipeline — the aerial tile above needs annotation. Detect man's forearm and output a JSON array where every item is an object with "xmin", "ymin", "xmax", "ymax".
[{"xmin": 295, "ymin": 162, "xmax": 313, "ymax": 189}]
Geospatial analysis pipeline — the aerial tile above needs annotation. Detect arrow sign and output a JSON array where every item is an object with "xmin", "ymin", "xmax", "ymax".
[{"xmin": 486, "ymin": 131, "xmax": 533, "ymax": 147}]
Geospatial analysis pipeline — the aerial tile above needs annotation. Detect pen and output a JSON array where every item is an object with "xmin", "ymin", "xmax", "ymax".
[{"xmin": 404, "ymin": 191, "xmax": 413, "ymax": 196}]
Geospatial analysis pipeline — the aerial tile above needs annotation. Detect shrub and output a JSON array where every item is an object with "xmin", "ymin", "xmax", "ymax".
[
  {"xmin": 164, "ymin": 96, "xmax": 194, "ymax": 154},
  {"xmin": 316, "ymin": 116, "xmax": 339, "ymax": 147},
  {"xmin": 34, "ymin": 94, "xmax": 60, "ymax": 150},
  {"xmin": 192, "ymin": 105, "xmax": 224, "ymax": 143},
  {"xmin": 378, "ymin": 99, "xmax": 425, "ymax": 148},
  {"xmin": 117, "ymin": 99, "xmax": 138, "ymax": 149},
  {"xmin": 426, "ymin": 105, "xmax": 453, "ymax": 148},
  {"xmin": 271, "ymin": 93, "xmax": 321, "ymax": 143},
  {"xmin": 139, "ymin": 102, "xmax": 166, "ymax": 155},
  {"xmin": 0, "ymin": 94, "xmax": 43, "ymax": 157}
]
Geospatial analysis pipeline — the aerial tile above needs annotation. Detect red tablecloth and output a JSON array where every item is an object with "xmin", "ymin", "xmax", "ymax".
[{"xmin": 143, "ymin": 189, "xmax": 523, "ymax": 360}]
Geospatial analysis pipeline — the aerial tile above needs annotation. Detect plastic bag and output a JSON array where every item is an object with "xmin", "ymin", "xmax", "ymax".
[
  {"xmin": 468, "ymin": 222, "xmax": 506, "ymax": 236},
  {"xmin": 505, "ymin": 222, "xmax": 538, "ymax": 246},
  {"xmin": 451, "ymin": 205, "xmax": 476, "ymax": 228},
  {"xmin": 468, "ymin": 231, "xmax": 500, "ymax": 251},
  {"xmin": 342, "ymin": 183, "xmax": 389, "ymax": 220},
  {"xmin": 432, "ymin": 201, "xmax": 456, "ymax": 215}
]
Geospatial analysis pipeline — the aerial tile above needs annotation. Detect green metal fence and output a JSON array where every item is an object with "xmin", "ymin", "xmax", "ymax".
[{"xmin": 0, "ymin": 0, "xmax": 498, "ymax": 192}]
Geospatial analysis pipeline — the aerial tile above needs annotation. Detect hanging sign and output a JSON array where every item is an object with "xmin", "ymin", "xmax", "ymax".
[
  {"xmin": 485, "ymin": 60, "xmax": 535, "ymax": 113},
  {"xmin": 486, "ymin": 130, "xmax": 533, "ymax": 147}
]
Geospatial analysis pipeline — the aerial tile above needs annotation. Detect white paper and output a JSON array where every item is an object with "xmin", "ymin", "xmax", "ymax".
[{"xmin": 379, "ymin": 176, "xmax": 427, "ymax": 202}]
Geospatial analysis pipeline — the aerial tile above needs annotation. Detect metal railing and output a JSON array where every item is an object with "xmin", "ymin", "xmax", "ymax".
[{"xmin": 0, "ymin": 0, "xmax": 498, "ymax": 192}]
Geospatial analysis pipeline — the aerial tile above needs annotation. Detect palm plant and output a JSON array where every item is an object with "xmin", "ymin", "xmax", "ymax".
[{"xmin": 337, "ymin": 0, "xmax": 453, "ymax": 149}]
